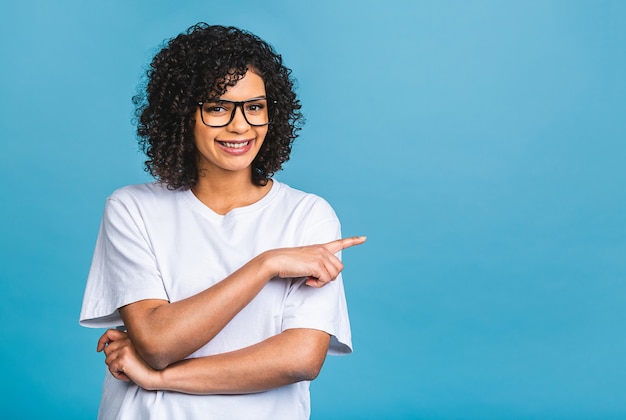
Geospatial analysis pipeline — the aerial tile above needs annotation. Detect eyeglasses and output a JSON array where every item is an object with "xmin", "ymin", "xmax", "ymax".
[{"xmin": 198, "ymin": 97, "xmax": 270, "ymax": 127}]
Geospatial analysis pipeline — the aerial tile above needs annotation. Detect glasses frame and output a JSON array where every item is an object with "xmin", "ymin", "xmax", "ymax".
[{"xmin": 198, "ymin": 97, "xmax": 271, "ymax": 128}]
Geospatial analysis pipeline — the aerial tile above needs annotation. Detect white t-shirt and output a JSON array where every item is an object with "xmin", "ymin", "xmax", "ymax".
[{"xmin": 80, "ymin": 180, "xmax": 352, "ymax": 420}]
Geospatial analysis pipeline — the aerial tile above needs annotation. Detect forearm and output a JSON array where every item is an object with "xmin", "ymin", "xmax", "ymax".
[
  {"xmin": 146, "ymin": 329, "xmax": 331, "ymax": 395},
  {"xmin": 119, "ymin": 237, "xmax": 363, "ymax": 370},
  {"xmin": 121, "ymin": 252, "xmax": 276, "ymax": 369}
]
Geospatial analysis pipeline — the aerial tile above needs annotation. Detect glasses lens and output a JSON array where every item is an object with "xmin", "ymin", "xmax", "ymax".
[{"xmin": 201, "ymin": 98, "xmax": 269, "ymax": 127}]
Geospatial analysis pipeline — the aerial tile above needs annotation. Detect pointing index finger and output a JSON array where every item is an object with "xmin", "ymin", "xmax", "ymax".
[{"xmin": 325, "ymin": 236, "xmax": 367, "ymax": 254}]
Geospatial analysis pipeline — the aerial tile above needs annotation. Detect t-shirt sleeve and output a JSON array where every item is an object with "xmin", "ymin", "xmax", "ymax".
[
  {"xmin": 281, "ymin": 199, "xmax": 353, "ymax": 355},
  {"xmin": 79, "ymin": 195, "xmax": 169, "ymax": 328}
]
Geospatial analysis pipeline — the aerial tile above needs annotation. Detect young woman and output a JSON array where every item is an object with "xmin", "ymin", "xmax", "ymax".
[{"xmin": 80, "ymin": 23, "xmax": 365, "ymax": 419}]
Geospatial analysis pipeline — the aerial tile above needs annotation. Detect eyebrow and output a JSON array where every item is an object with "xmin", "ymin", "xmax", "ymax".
[{"xmin": 208, "ymin": 96, "xmax": 267, "ymax": 103}]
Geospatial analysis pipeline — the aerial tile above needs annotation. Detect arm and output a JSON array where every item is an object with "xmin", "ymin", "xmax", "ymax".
[
  {"xmin": 119, "ymin": 237, "xmax": 366, "ymax": 369},
  {"xmin": 100, "ymin": 327, "xmax": 331, "ymax": 394}
]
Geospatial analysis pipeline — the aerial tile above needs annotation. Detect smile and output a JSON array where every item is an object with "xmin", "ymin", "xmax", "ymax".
[{"xmin": 218, "ymin": 140, "xmax": 250, "ymax": 149}]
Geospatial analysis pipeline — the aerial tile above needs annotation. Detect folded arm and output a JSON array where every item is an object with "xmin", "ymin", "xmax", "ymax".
[
  {"xmin": 100, "ymin": 327, "xmax": 331, "ymax": 394},
  {"xmin": 118, "ymin": 237, "xmax": 365, "ymax": 370}
]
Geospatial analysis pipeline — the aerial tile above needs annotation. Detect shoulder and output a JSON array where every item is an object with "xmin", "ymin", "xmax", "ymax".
[
  {"xmin": 270, "ymin": 181, "xmax": 340, "ymax": 241},
  {"xmin": 103, "ymin": 182, "xmax": 186, "ymax": 222},
  {"xmin": 105, "ymin": 182, "xmax": 187, "ymax": 211},
  {"xmin": 108, "ymin": 182, "xmax": 173, "ymax": 202},
  {"xmin": 272, "ymin": 180, "xmax": 338, "ymax": 221}
]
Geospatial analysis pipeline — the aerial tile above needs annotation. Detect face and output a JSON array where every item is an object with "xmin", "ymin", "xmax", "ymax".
[{"xmin": 193, "ymin": 70, "xmax": 269, "ymax": 179}]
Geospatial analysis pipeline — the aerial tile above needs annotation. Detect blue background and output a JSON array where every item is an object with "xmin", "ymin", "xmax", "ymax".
[{"xmin": 1, "ymin": 1, "xmax": 625, "ymax": 419}]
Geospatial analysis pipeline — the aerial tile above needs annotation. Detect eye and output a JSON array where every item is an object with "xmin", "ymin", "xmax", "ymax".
[
  {"xmin": 245, "ymin": 101, "xmax": 266, "ymax": 113},
  {"xmin": 204, "ymin": 102, "xmax": 231, "ymax": 115}
]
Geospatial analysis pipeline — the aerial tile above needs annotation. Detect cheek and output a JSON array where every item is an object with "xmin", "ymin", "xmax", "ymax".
[
  {"xmin": 193, "ymin": 124, "xmax": 219, "ymax": 148},
  {"xmin": 192, "ymin": 112, "xmax": 209, "ymax": 140},
  {"xmin": 257, "ymin": 126, "xmax": 269, "ymax": 143}
]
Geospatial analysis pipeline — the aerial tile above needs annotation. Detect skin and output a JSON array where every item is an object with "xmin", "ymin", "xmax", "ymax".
[
  {"xmin": 97, "ymin": 70, "xmax": 366, "ymax": 394},
  {"xmin": 191, "ymin": 71, "xmax": 271, "ymax": 215}
]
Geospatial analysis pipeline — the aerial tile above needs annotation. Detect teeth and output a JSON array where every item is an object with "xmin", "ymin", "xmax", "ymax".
[{"xmin": 222, "ymin": 141, "xmax": 249, "ymax": 149}]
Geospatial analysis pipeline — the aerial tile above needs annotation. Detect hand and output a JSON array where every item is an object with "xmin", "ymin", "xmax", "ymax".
[
  {"xmin": 97, "ymin": 329, "xmax": 160, "ymax": 390},
  {"xmin": 264, "ymin": 236, "xmax": 366, "ymax": 288}
]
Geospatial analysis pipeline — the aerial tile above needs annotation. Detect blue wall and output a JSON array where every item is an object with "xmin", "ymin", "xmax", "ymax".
[{"xmin": 1, "ymin": 1, "xmax": 625, "ymax": 418}]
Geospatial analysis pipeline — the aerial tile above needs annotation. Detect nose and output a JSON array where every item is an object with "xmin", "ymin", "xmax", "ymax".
[{"xmin": 227, "ymin": 104, "xmax": 251, "ymax": 132}]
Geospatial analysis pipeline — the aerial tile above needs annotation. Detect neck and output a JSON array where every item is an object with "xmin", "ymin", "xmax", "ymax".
[{"xmin": 191, "ymin": 169, "xmax": 271, "ymax": 215}]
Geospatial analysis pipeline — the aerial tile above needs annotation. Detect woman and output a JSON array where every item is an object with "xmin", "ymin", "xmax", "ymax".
[{"xmin": 80, "ymin": 23, "xmax": 365, "ymax": 419}]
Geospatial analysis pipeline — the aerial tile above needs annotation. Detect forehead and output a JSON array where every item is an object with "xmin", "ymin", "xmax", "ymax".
[{"xmin": 219, "ymin": 70, "xmax": 266, "ymax": 99}]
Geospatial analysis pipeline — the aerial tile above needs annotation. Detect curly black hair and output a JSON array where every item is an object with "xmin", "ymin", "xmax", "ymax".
[{"xmin": 132, "ymin": 23, "xmax": 303, "ymax": 189}]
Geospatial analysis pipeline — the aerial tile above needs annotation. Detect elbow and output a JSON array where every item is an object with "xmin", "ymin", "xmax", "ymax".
[
  {"xmin": 134, "ymin": 342, "xmax": 173, "ymax": 370},
  {"xmin": 296, "ymin": 364, "xmax": 323, "ymax": 382},
  {"xmin": 126, "ymin": 327, "xmax": 180, "ymax": 370},
  {"xmin": 282, "ymin": 329, "xmax": 330, "ymax": 382},
  {"xmin": 143, "ymin": 355, "xmax": 170, "ymax": 371},
  {"xmin": 289, "ymin": 349, "xmax": 327, "ymax": 382}
]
